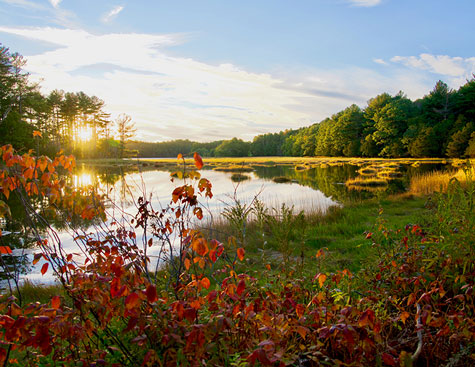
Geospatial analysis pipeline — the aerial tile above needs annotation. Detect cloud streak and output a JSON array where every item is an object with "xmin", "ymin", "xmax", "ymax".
[
  {"xmin": 102, "ymin": 5, "xmax": 124, "ymax": 23},
  {"xmin": 346, "ymin": 0, "xmax": 383, "ymax": 7}
]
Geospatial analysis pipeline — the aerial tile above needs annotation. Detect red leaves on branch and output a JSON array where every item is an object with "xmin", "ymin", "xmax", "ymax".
[{"xmin": 40, "ymin": 262, "xmax": 49, "ymax": 275}]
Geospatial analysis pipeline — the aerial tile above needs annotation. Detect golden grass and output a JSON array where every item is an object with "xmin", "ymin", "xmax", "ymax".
[
  {"xmin": 132, "ymin": 156, "xmax": 453, "ymax": 167},
  {"xmin": 345, "ymin": 176, "xmax": 388, "ymax": 188},
  {"xmin": 409, "ymin": 165, "xmax": 474, "ymax": 195}
]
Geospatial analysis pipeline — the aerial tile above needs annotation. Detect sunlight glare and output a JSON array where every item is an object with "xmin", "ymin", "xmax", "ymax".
[
  {"xmin": 74, "ymin": 172, "xmax": 93, "ymax": 188},
  {"xmin": 77, "ymin": 127, "xmax": 93, "ymax": 142}
]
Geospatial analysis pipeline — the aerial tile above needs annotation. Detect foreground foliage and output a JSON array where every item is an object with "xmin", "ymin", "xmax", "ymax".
[{"xmin": 0, "ymin": 145, "xmax": 474, "ymax": 366}]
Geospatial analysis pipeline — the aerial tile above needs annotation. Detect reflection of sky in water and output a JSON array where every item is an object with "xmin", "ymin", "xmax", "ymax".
[{"xmin": 7, "ymin": 168, "xmax": 337, "ymax": 285}]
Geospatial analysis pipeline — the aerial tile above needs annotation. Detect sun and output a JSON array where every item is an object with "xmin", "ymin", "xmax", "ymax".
[{"xmin": 77, "ymin": 127, "xmax": 93, "ymax": 142}]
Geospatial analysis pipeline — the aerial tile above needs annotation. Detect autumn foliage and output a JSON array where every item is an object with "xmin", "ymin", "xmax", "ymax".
[{"xmin": 0, "ymin": 146, "xmax": 474, "ymax": 366}]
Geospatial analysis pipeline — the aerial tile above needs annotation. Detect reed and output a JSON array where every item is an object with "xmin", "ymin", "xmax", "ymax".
[{"xmin": 409, "ymin": 166, "xmax": 473, "ymax": 195}]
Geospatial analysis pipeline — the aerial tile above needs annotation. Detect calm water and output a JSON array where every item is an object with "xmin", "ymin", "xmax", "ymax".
[{"xmin": 0, "ymin": 161, "xmax": 449, "ymax": 285}]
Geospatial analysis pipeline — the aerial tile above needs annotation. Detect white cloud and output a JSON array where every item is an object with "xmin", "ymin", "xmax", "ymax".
[
  {"xmin": 102, "ymin": 5, "xmax": 124, "ymax": 23},
  {"xmin": 346, "ymin": 0, "xmax": 383, "ymax": 7},
  {"xmin": 49, "ymin": 0, "xmax": 61, "ymax": 8},
  {"xmin": 373, "ymin": 58, "xmax": 387, "ymax": 65},
  {"xmin": 0, "ymin": 27, "xmax": 467, "ymax": 142},
  {"xmin": 391, "ymin": 54, "xmax": 475, "ymax": 77}
]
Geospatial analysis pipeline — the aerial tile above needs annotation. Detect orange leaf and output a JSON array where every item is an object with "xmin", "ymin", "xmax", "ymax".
[
  {"xmin": 314, "ymin": 273, "xmax": 327, "ymax": 288},
  {"xmin": 184, "ymin": 257, "xmax": 191, "ymax": 270},
  {"xmin": 237, "ymin": 247, "xmax": 245, "ymax": 261},
  {"xmin": 41, "ymin": 262, "xmax": 49, "ymax": 275},
  {"xmin": 194, "ymin": 207, "xmax": 203, "ymax": 220},
  {"xmin": 177, "ymin": 153, "xmax": 183, "ymax": 159},
  {"xmin": 51, "ymin": 295, "xmax": 61, "ymax": 309},
  {"xmin": 193, "ymin": 152, "xmax": 204, "ymax": 169},
  {"xmin": 400, "ymin": 311, "xmax": 410, "ymax": 324},
  {"xmin": 192, "ymin": 237, "xmax": 208, "ymax": 256},
  {"xmin": 125, "ymin": 292, "xmax": 141, "ymax": 309},
  {"xmin": 295, "ymin": 325, "xmax": 309, "ymax": 339},
  {"xmin": 201, "ymin": 277, "xmax": 211, "ymax": 289},
  {"xmin": 33, "ymin": 130, "xmax": 42, "ymax": 138},
  {"xmin": 296, "ymin": 304, "xmax": 305, "ymax": 318}
]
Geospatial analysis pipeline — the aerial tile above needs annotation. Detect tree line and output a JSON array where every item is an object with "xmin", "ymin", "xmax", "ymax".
[
  {"xmin": 130, "ymin": 79, "xmax": 475, "ymax": 158},
  {"xmin": 0, "ymin": 44, "xmax": 136, "ymax": 158}
]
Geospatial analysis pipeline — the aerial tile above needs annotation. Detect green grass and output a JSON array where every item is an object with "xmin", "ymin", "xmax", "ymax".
[
  {"xmin": 12, "ymin": 280, "xmax": 65, "ymax": 305},
  {"xmin": 202, "ymin": 193, "xmax": 428, "ymax": 278}
]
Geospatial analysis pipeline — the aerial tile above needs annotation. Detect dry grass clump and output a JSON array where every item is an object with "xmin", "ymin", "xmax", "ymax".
[
  {"xmin": 346, "ymin": 176, "xmax": 388, "ymax": 190},
  {"xmin": 357, "ymin": 167, "xmax": 378, "ymax": 176},
  {"xmin": 295, "ymin": 165, "xmax": 310, "ymax": 171},
  {"xmin": 272, "ymin": 176, "xmax": 292, "ymax": 183},
  {"xmin": 377, "ymin": 170, "xmax": 403, "ymax": 179},
  {"xmin": 231, "ymin": 173, "xmax": 251, "ymax": 182},
  {"xmin": 409, "ymin": 166, "xmax": 473, "ymax": 195}
]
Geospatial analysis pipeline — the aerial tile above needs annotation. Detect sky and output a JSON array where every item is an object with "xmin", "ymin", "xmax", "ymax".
[{"xmin": 0, "ymin": 0, "xmax": 474, "ymax": 142}]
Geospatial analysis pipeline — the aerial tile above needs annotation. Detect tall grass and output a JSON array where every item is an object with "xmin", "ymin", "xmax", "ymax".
[{"xmin": 410, "ymin": 165, "xmax": 474, "ymax": 195}]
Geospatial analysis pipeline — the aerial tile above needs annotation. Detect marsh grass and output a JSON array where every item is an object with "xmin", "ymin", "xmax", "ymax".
[
  {"xmin": 230, "ymin": 173, "xmax": 250, "ymax": 182},
  {"xmin": 200, "ymin": 192, "xmax": 427, "ymax": 276},
  {"xmin": 410, "ymin": 165, "xmax": 474, "ymax": 195},
  {"xmin": 346, "ymin": 176, "xmax": 388, "ymax": 188},
  {"xmin": 13, "ymin": 280, "xmax": 65, "ymax": 305}
]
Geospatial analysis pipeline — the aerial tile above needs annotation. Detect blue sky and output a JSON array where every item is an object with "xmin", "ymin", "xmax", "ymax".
[{"xmin": 1, "ymin": 0, "xmax": 474, "ymax": 142}]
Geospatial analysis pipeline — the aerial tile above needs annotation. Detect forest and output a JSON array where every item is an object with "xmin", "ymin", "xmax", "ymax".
[{"xmin": 2, "ymin": 43, "xmax": 475, "ymax": 160}]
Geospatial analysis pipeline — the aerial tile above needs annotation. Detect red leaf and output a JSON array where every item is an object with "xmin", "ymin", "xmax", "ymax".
[
  {"xmin": 193, "ymin": 152, "xmax": 204, "ymax": 169},
  {"xmin": 51, "ymin": 295, "xmax": 61, "ymax": 309},
  {"xmin": 236, "ymin": 279, "xmax": 246, "ymax": 296},
  {"xmin": 237, "ymin": 247, "xmax": 245, "ymax": 261},
  {"xmin": 193, "ymin": 207, "xmax": 203, "ymax": 220},
  {"xmin": 145, "ymin": 285, "xmax": 157, "ymax": 303},
  {"xmin": 41, "ymin": 262, "xmax": 49, "ymax": 275},
  {"xmin": 0, "ymin": 246, "xmax": 12, "ymax": 254},
  {"xmin": 382, "ymin": 353, "xmax": 397, "ymax": 366}
]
